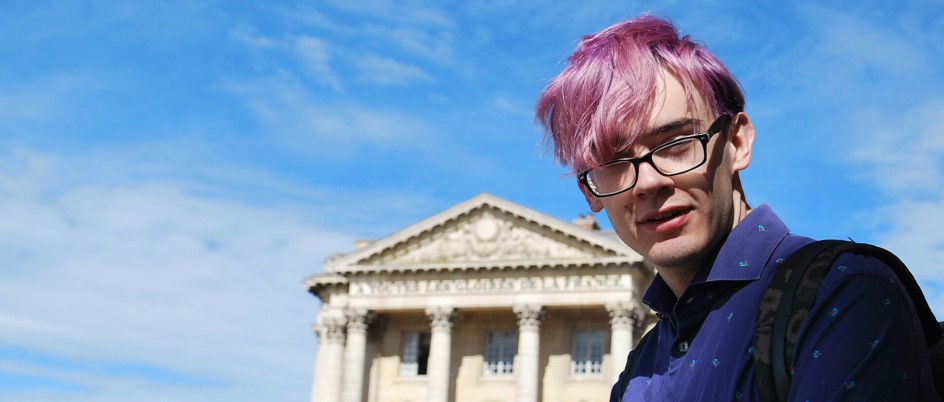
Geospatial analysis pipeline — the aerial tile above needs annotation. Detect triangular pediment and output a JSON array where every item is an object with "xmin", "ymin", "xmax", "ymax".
[{"xmin": 324, "ymin": 193, "xmax": 641, "ymax": 274}]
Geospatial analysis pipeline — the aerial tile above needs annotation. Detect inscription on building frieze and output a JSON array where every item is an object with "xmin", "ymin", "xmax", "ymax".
[{"xmin": 349, "ymin": 274, "xmax": 628, "ymax": 296}]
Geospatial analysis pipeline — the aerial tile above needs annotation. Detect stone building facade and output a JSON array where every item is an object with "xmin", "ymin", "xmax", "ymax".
[{"xmin": 305, "ymin": 193, "xmax": 654, "ymax": 402}]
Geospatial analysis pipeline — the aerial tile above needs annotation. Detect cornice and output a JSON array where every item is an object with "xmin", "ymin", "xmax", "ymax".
[{"xmin": 331, "ymin": 256, "xmax": 645, "ymax": 275}]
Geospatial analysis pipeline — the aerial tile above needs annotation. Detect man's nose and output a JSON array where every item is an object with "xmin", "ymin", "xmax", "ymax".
[{"xmin": 632, "ymin": 161, "xmax": 673, "ymax": 198}]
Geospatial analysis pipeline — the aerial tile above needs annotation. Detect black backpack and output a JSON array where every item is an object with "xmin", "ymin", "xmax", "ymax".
[{"xmin": 753, "ymin": 240, "xmax": 944, "ymax": 402}]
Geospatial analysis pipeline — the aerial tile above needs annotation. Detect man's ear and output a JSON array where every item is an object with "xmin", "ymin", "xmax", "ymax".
[
  {"xmin": 729, "ymin": 112, "xmax": 756, "ymax": 172},
  {"xmin": 577, "ymin": 179, "xmax": 605, "ymax": 212}
]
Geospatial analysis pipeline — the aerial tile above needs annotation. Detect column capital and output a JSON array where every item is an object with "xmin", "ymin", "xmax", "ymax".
[
  {"xmin": 513, "ymin": 304, "xmax": 546, "ymax": 329},
  {"xmin": 345, "ymin": 308, "xmax": 374, "ymax": 332},
  {"xmin": 605, "ymin": 301, "xmax": 633, "ymax": 327},
  {"xmin": 426, "ymin": 306, "xmax": 458, "ymax": 330},
  {"xmin": 315, "ymin": 317, "xmax": 348, "ymax": 343}
]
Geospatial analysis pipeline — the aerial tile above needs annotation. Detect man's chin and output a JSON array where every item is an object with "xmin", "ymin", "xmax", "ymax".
[{"xmin": 643, "ymin": 239, "xmax": 704, "ymax": 270}]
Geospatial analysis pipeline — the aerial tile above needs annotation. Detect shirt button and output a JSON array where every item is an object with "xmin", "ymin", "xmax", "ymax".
[{"xmin": 678, "ymin": 341, "xmax": 689, "ymax": 352}]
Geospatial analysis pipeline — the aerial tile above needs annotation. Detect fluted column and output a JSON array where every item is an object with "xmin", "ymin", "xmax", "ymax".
[
  {"xmin": 342, "ymin": 308, "xmax": 373, "ymax": 402},
  {"xmin": 426, "ymin": 306, "xmax": 457, "ymax": 402},
  {"xmin": 312, "ymin": 317, "xmax": 347, "ymax": 402},
  {"xmin": 605, "ymin": 302, "xmax": 633, "ymax": 384},
  {"xmin": 311, "ymin": 324, "xmax": 326, "ymax": 402},
  {"xmin": 514, "ymin": 304, "xmax": 545, "ymax": 402}
]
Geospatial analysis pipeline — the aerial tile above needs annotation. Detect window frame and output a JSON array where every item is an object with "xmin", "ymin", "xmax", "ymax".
[
  {"xmin": 571, "ymin": 328, "xmax": 606, "ymax": 376},
  {"xmin": 483, "ymin": 329, "xmax": 517, "ymax": 376},
  {"xmin": 400, "ymin": 330, "xmax": 431, "ymax": 377}
]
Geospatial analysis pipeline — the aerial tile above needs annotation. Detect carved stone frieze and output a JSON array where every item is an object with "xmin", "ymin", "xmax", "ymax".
[
  {"xmin": 349, "ymin": 274, "xmax": 630, "ymax": 297},
  {"xmin": 375, "ymin": 210, "xmax": 597, "ymax": 264}
]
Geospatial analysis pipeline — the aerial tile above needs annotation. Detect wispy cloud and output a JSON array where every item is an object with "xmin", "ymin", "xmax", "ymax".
[
  {"xmin": 282, "ymin": 2, "xmax": 457, "ymax": 65},
  {"xmin": 223, "ymin": 72, "xmax": 433, "ymax": 156},
  {"xmin": 0, "ymin": 73, "xmax": 100, "ymax": 126},
  {"xmin": 850, "ymin": 100, "xmax": 944, "ymax": 198},
  {"xmin": 323, "ymin": 0, "xmax": 454, "ymax": 27},
  {"xmin": 849, "ymin": 99, "xmax": 944, "ymax": 314},
  {"xmin": 0, "ymin": 148, "xmax": 353, "ymax": 401},
  {"xmin": 491, "ymin": 96, "xmax": 523, "ymax": 114},
  {"xmin": 294, "ymin": 36, "xmax": 344, "ymax": 92},
  {"xmin": 229, "ymin": 24, "xmax": 280, "ymax": 50},
  {"xmin": 354, "ymin": 54, "xmax": 432, "ymax": 86},
  {"xmin": 744, "ymin": 3, "xmax": 935, "ymax": 103}
]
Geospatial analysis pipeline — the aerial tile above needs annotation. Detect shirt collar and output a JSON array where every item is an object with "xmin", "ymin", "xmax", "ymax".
[{"xmin": 642, "ymin": 204, "xmax": 790, "ymax": 314}]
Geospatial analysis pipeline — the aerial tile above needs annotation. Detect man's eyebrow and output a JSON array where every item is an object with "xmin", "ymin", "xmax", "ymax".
[{"xmin": 643, "ymin": 118, "xmax": 700, "ymax": 137}]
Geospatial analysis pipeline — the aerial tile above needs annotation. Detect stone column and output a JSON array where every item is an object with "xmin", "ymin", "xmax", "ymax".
[
  {"xmin": 342, "ymin": 308, "xmax": 373, "ymax": 402},
  {"xmin": 311, "ymin": 324, "xmax": 326, "ymax": 402},
  {"xmin": 513, "ymin": 304, "xmax": 545, "ymax": 402},
  {"xmin": 312, "ymin": 317, "xmax": 347, "ymax": 402},
  {"xmin": 605, "ymin": 302, "xmax": 633, "ymax": 384},
  {"xmin": 426, "ymin": 306, "xmax": 457, "ymax": 402}
]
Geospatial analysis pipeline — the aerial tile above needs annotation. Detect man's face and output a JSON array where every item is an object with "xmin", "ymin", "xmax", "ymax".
[{"xmin": 580, "ymin": 72, "xmax": 753, "ymax": 273}]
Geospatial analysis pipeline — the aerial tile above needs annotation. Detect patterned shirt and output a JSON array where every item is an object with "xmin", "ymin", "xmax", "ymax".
[{"xmin": 613, "ymin": 205, "xmax": 939, "ymax": 402}]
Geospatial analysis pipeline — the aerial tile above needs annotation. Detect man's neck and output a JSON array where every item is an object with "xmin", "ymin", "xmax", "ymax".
[{"xmin": 659, "ymin": 192, "xmax": 752, "ymax": 298}]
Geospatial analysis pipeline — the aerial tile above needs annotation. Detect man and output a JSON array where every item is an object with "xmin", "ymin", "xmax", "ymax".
[{"xmin": 535, "ymin": 15, "xmax": 939, "ymax": 401}]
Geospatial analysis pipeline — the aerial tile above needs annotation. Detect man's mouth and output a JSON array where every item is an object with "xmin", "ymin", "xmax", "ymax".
[{"xmin": 647, "ymin": 211, "xmax": 683, "ymax": 222}]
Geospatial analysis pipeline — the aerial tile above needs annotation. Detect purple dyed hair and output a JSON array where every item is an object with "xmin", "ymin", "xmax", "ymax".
[{"xmin": 535, "ymin": 15, "xmax": 744, "ymax": 174}]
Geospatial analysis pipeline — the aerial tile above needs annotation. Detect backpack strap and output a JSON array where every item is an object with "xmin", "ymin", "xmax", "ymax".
[
  {"xmin": 612, "ymin": 327, "xmax": 656, "ymax": 402},
  {"xmin": 754, "ymin": 240, "xmax": 942, "ymax": 402},
  {"xmin": 932, "ymin": 322, "xmax": 944, "ymax": 397}
]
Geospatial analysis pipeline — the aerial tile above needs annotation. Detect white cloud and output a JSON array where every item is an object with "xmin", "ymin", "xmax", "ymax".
[
  {"xmin": 492, "ymin": 96, "xmax": 522, "ymax": 114},
  {"xmin": 0, "ymin": 73, "xmax": 100, "ymax": 125},
  {"xmin": 224, "ymin": 72, "xmax": 432, "ymax": 156},
  {"xmin": 0, "ymin": 148, "xmax": 353, "ymax": 401},
  {"xmin": 322, "ymin": 0, "xmax": 454, "ymax": 28},
  {"xmin": 797, "ymin": 4, "xmax": 928, "ymax": 75},
  {"xmin": 284, "ymin": 3, "xmax": 456, "ymax": 65},
  {"xmin": 229, "ymin": 24, "xmax": 280, "ymax": 49},
  {"xmin": 870, "ymin": 200, "xmax": 944, "ymax": 279},
  {"xmin": 850, "ymin": 100, "xmax": 944, "ymax": 197},
  {"xmin": 355, "ymin": 54, "xmax": 432, "ymax": 86},
  {"xmin": 384, "ymin": 27, "xmax": 455, "ymax": 64},
  {"xmin": 742, "ymin": 3, "xmax": 936, "ymax": 103},
  {"xmin": 848, "ymin": 99, "xmax": 944, "ymax": 316},
  {"xmin": 294, "ymin": 36, "xmax": 344, "ymax": 92}
]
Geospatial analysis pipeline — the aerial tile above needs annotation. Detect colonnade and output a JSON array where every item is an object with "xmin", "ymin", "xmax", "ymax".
[{"xmin": 310, "ymin": 303, "xmax": 646, "ymax": 402}]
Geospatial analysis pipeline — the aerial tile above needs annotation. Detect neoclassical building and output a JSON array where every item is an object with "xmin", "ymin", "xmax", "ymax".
[{"xmin": 305, "ymin": 193, "xmax": 655, "ymax": 402}]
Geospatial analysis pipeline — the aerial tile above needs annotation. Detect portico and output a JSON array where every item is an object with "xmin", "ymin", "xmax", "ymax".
[{"xmin": 306, "ymin": 194, "xmax": 654, "ymax": 402}]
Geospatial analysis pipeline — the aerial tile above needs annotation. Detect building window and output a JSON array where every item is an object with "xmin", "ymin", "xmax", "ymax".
[
  {"xmin": 401, "ymin": 331, "xmax": 431, "ymax": 376},
  {"xmin": 571, "ymin": 329, "xmax": 605, "ymax": 375},
  {"xmin": 483, "ymin": 330, "xmax": 517, "ymax": 375}
]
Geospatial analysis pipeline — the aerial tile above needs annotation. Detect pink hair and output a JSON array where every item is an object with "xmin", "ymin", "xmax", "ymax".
[{"xmin": 535, "ymin": 15, "xmax": 744, "ymax": 173}]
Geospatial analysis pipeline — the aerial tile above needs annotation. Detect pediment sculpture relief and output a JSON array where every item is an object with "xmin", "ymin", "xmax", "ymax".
[{"xmin": 376, "ymin": 210, "xmax": 600, "ymax": 264}]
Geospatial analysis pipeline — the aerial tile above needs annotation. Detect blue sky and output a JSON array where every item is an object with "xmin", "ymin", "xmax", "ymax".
[{"xmin": 1, "ymin": 1, "xmax": 942, "ymax": 401}]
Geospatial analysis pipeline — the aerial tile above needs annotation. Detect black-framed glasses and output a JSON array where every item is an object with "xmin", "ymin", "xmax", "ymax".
[{"xmin": 578, "ymin": 113, "xmax": 732, "ymax": 197}]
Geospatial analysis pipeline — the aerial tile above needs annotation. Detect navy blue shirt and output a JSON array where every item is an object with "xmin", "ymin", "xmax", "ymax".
[{"xmin": 613, "ymin": 205, "xmax": 939, "ymax": 401}]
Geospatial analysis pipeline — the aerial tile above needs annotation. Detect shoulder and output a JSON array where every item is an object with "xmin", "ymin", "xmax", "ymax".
[
  {"xmin": 820, "ymin": 249, "xmax": 904, "ymax": 291},
  {"xmin": 807, "ymin": 246, "xmax": 923, "ymax": 336}
]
